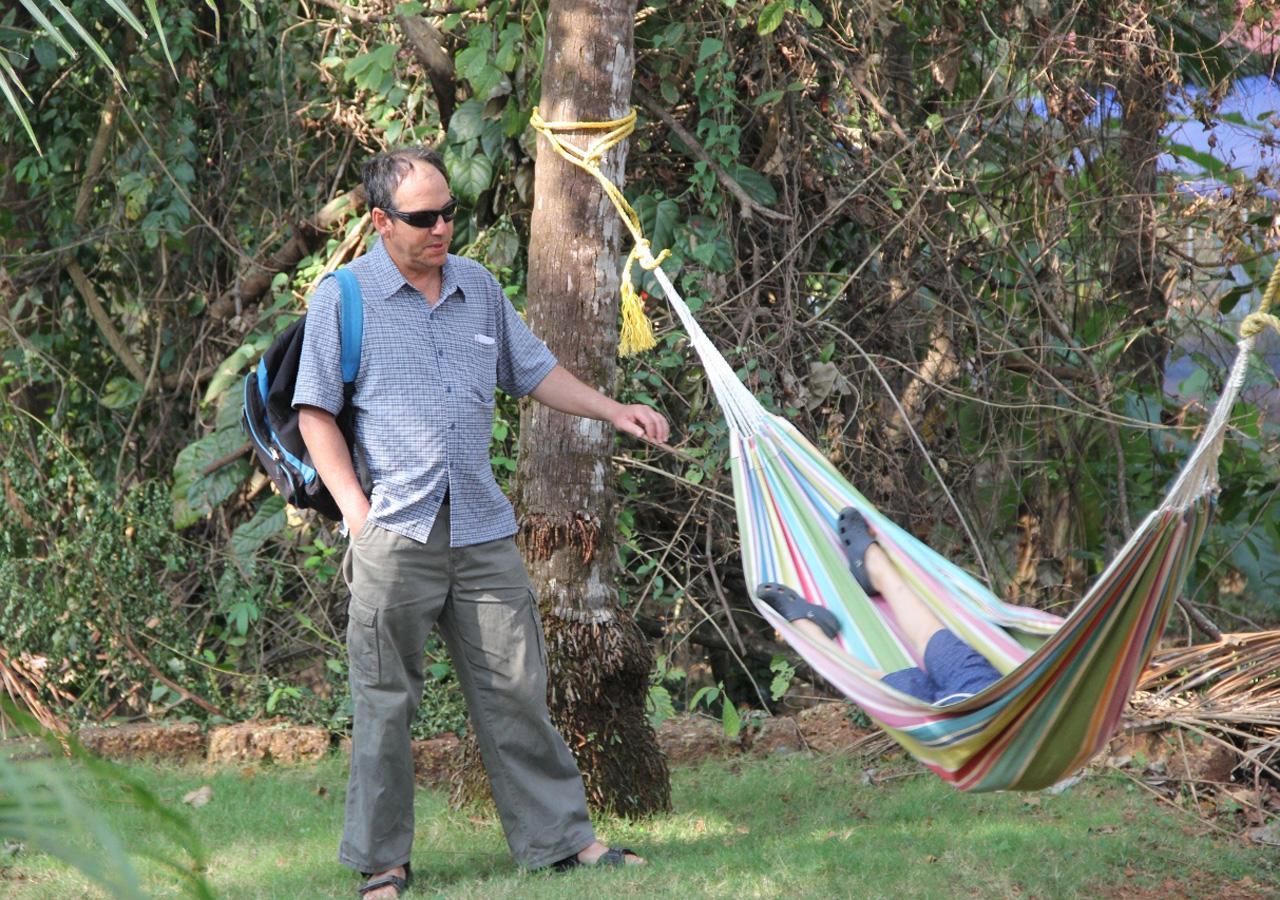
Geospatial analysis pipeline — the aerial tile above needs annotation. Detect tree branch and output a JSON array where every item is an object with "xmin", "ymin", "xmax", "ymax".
[
  {"xmin": 208, "ymin": 185, "xmax": 367, "ymax": 321},
  {"xmin": 310, "ymin": 0, "xmax": 479, "ymax": 23},
  {"xmin": 634, "ymin": 87, "xmax": 790, "ymax": 223},
  {"xmin": 66, "ymin": 262, "xmax": 149, "ymax": 385},
  {"xmin": 398, "ymin": 13, "xmax": 458, "ymax": 125},
  {"xmin": 65, "ymin": 83, "xmax": 149, "ymax": 386}
]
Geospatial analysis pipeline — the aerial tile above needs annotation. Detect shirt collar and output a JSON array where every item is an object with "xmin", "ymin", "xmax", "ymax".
[{"xmin": 366, "ymin": 240, "xmax": 467, "ymax": 305}]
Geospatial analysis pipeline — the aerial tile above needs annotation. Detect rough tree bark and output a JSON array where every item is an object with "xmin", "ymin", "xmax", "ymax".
[{"xmin": 456, "ymin": 0, "xmax": 670, "ymax": 816}]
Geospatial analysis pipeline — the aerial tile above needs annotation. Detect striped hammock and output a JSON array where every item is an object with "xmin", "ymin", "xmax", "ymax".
[
  {"xmin": 524, "ymin": 105, "xmax": 1276, "ymax": 791},
  {"xmin": 647, "ymin": 264, "xmax": 1258, "ymax": 792}
]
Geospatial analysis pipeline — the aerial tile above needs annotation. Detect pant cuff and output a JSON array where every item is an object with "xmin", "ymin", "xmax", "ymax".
[
  {"xmin": 518, "ymin": 826, "xmax": 597, "ymax": 871},
  {"xmin": 338, "ymin": 848, "xmax": 411, "ymax": 876}
]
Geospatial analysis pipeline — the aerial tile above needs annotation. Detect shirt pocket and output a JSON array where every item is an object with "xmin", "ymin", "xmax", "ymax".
[{"xmin": 468, "ymin": 335, "xmax": 498, "ymax": 404}]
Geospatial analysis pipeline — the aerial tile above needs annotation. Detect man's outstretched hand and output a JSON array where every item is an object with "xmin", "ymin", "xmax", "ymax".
[{"xmin": 611, "ymin": 404, "xmax": 670, "ymax": 444}]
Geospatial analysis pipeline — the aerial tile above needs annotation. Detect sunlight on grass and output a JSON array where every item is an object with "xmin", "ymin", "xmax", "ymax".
[{"xmin": 3, "ymin": 751, "xmax": 1276, "ymax": 898}]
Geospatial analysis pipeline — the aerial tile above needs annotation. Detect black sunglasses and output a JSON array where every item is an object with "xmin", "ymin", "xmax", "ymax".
[{"xmin": 382, "ymin": 197, "xmax": 459, "ymax": 229}]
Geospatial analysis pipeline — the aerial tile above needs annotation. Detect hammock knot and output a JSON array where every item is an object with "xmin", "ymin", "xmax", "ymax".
[{"xmin": 1240, "ymin": 310, "xmax": 1280, "ymax": 339}]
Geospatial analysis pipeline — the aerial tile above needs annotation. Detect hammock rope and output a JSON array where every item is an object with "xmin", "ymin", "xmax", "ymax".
[
  {"xmin": 529, "ymin": 107, "xmax": 666, "ymax": 356},
  {"xmin": 532, "ymin": 106, "xmax": 1280, "ymax": 791}
]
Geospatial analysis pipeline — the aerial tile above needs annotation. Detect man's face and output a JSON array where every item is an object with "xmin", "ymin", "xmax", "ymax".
[{"xmin": 377, "ymin": 162, "xmax": 455, "ymax": 274}]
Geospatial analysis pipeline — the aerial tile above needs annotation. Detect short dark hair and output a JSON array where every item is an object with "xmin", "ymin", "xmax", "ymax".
[{"xmin": 362, "ymin": 147, "xmax": 449, "ymax": 211}]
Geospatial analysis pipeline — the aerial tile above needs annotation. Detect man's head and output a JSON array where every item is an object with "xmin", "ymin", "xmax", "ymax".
[{"xmin": 363, "ymin": 147, "xmax": 456, "ymax": 276}]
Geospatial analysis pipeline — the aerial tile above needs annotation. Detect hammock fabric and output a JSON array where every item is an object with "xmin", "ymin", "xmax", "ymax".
[{"xmin": 528, "ymin": 108, "xmax": 1278, "ymax": 792}]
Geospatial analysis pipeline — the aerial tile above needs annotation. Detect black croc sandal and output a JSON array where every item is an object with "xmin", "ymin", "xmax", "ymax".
[
  {"xmin": 837, "ymin": 507, "xmax": 880, "ymax": 596},
  {"xmin": 358, "ymin": 862, "xmax": 412, "ymax": 897},
  {"xmin": 757, "ymin": 583, "xmax": 841, "ymax": 639},
  {"xmin": 553, "ymin": 847, "xmax": 642, "ymax": 871}
]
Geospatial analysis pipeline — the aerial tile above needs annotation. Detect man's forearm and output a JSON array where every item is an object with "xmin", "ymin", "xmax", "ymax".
[
  {"xmin": 297, "ymin": 406, "xmax": 370, "ymax": 523},
  {"xmin": 528, "ymin": 364, "xmax": 624, "ymax": 421}
]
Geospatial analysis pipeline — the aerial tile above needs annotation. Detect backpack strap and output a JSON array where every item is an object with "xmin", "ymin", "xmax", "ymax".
[{"xmin": 332, "ymin": 267, "xmax": 363, "ymax": 384}]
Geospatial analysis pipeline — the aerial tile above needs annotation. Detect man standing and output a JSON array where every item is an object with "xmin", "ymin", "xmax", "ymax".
[{"xmin": 294, "ymin": 147, "xmax": 664, "ymax": 898}]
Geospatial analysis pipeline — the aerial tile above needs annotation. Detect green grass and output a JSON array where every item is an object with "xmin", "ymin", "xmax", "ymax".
[{"xmin": 4, "ymin": 750, "xmax": 1276, "ymax": 899}]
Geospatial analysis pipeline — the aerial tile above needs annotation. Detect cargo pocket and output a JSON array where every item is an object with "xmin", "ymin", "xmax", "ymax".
[{"xmin": 346, "ymin": 599, "xmax": 381, "ymax": 685}]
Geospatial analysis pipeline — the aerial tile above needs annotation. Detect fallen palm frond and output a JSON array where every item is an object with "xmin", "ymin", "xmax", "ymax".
[
  {"xmin": 1118, "ymin": 631, "xmax": 1280, "ymax": 842},
  {"xmin": 0, "ymin": 648, "xmax": 69, "ymax": 736},
  {"xmin": 1130, "ymin": 630, "xmax": 1280, "ymax": 778}
]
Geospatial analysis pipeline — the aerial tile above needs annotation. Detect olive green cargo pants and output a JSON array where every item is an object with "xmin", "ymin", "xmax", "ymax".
[{"xmin": 338, "ymin": 506, "xmax": 594, "ymax": 874}]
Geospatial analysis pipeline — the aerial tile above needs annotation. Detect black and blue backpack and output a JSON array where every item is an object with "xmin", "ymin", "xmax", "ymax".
[{"xmin": 242, "ymin": 267, "xmax": 366, "ymax": 521}]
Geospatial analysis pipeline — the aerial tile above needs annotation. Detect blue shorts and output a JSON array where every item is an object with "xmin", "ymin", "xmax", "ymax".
[{"xmin": 881, "ymin": 629, "xmax": 1002, "ymax": 705}]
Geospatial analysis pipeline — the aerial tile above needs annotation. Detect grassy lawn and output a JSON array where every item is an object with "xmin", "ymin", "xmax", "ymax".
[{"xmin": 4, "ymin": 748, "xmax": 1276, "ymax": 899}]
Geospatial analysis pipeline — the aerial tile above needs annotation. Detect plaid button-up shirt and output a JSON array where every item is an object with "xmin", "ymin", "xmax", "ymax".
[{"xmin": 292, "ymin": 240, "xmax": 557, "ymax": 546}]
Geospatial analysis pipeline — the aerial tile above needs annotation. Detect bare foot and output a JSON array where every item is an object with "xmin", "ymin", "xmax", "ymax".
[
  {"xmin": 577, "ymin": 840, "xmax": 645, "ymax": 866},
  {"xmin": 359, "ymin": 865, "xmax": 407, "ymax": 899}
]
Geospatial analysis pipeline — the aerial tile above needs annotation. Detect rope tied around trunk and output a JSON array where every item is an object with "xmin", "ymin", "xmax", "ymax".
[{"xmin": 529, "ymin": 107, "xmax": 666, "ymax": 356}]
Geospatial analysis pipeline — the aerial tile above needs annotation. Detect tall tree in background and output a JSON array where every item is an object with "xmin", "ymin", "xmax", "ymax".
[{"xmin": 515, "ymin": 0, "xmax": 670, "ymax": 814}]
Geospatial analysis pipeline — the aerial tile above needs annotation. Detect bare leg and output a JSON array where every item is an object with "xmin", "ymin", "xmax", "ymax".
[{"xmin": 864, "ymin": 544, "xmax": 946, "ymax": 661}]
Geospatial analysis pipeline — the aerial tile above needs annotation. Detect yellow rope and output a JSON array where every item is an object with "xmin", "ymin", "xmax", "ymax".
[
  {"xmin": 1241, "ymin": 255, "xmax": 1280, "ymax": 339},
  {"xmin": 529, "ymin": 107, "xmax": 667, "ymax": 356}
]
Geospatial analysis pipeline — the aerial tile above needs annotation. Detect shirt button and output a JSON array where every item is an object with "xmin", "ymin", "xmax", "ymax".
[
  {"xmin": 438, "ymin": 350, "xmax": 444, "ymax": 357},
  {"xmin": 449, "ymin": 423, "xmax": 456, "ymax": 430},
  {"xmin": 446, "ymin": 386, "xmax": 452, "ymax": 393}
]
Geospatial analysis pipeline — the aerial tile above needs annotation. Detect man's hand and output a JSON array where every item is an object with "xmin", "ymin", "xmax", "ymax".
[
  {"xmin": 346, "ymin": 504, "xmax": 371, "ymax": 538},
  {"xmin": 530, "ymin": 365, "xmax": 672, "ymax": 444},
  {"xmin": 298, "ymin": 406, "xmax": 372, "ymax": 537},
  {"xmin": 610, "ymin": 403, "xmax": 670, "ymax": 444}
]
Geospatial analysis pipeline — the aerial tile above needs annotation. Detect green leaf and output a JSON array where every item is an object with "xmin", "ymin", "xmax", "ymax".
[
  {"xmin": 40, "ymin": 0, "xmax": 125, "ymax": 86},
  {"xmin": 346, "ymin": 44, "xmax": 397, "ymax": 89},
  {"xmin": 484, "ymin": 229, "xmax": 520, "ymax": 270},
  {"xmin": 100, "ymin": 377, "xmax": 142, "ymax": 410},
  {"xmin": 230, "ymin": 495, "xmax": 286, "ymax": 561},
  {"xmin": 202, "ymin": 340, "xmax": 264, "ymax": 407},
  {"xmin": 16, "ymin": 0, "xmax": 77, "ymax": 56},
  {"xmin": 690, "ymin": 685, "xmax": 718, "ymax": 709},
  {"xmin": 0, "ymin": 62, "xmax": 40, "ymax": 155},
  {"xmin": 697, "ymin": 37, "xmax": 724, "ymax": 63},
  {"xmin": 758, "ymin": 0, "xmax": 787, "ymax": 35},
  {"xmin": 449, "ymin": 99, "xmax": 485, "ymax": 142},
  {"xmin": 646, "ymin": 683, "xmax": 675, "ymax": 729},
  {"xmin": 729, "ymin": 165, "xmax": 777, "ymax": 205},
  {"xmin": 753, "ymin": 89, "xmax": 784, "ymax": 107},
  {"xmin": 171, "ymin": 398, "xmax": 252, "ymax": 528},
  {"xmin": 769, "ymin": 655, "xmax": 796, "ymax": 701},
  {"xmin": 449, "ymin": 153, "xmax": 493, "ymax": 202},
  {"xmin": 721, "ymin": 695, "xmax": 741, "ymax": 738}
]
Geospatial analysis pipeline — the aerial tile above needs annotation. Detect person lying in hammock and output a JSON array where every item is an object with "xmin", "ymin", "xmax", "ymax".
[{"xmin": 758, "ymin": 508, "xmax": 1003, "ymax": 706}]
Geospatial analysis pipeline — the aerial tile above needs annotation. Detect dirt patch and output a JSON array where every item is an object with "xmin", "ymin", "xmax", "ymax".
[
  {"xmin": 1097, "ymin": 872, "xmax": 1273, "ymax": 899},
  {"xmin": 77, "ymin": 722, "xmax": 206, "ymax": 762},
  {"xmin": 654, "ymin": 703, "xmax": 879, "ymax": 763},
  {"xmin": 791, "ymin": 702, "xmax": 877, "ymax": 754},
  {"xmin": 207, "ymin": 720, "xmax": 328, "ymax": 764},
  {"xmin": 1109, "ymin": 729, "xmax": 1237, "ymax": 784},
  {"xmin": 655, "ymin": 715, "xmax": 737, "ymax": 765}
]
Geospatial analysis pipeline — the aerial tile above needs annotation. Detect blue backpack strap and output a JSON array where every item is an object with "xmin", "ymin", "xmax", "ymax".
[{"xmin": 332, "ymin": 267, "xmax": 363, "ymax": 384}]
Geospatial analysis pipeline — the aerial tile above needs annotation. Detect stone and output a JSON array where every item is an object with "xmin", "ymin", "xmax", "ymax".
[
  {"xmin": 411, "ymin": 734, "xmax": 461, "ymax": 787},
  {"xmin": 77, "ymin": 722, "xmax": 205, "ymax": 761},
  {"xmin": 207, "ymin": 719, "xmax": 329, "ymax": 764},
  {"xmin": 748, "ymin": 715, "xmax": 807, "ymax": 756}
]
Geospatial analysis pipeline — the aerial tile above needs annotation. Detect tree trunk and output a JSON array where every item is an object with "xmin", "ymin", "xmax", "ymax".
[{"xmin": 456, "ymin": 0, "xmax": 670, "ymax": 817}]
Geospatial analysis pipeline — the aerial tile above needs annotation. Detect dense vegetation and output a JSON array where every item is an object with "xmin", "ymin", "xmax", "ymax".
[{"xmin": 2, "ymin": 0, "xmax": 1278, "ymax": 735}]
